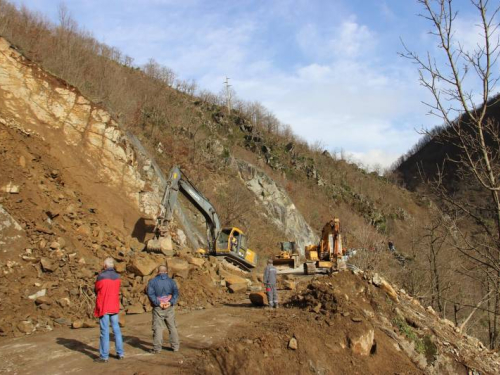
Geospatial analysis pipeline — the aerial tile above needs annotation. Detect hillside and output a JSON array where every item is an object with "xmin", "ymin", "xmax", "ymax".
[
  {"xmin": 395, "ymin": 95, "xmax": 500, "ymax": 195},
  {"xmin": 1, "ymin": 1, "xmax": 500, "ymax": 373}
]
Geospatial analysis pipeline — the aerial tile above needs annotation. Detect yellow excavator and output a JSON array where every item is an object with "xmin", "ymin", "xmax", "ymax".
[
  {"xmin": 304, "ymin": 218, "xmax": 346, "ymax": 274},
  {"xmin": 273, "ymin": 241, "xmax": 300, "ymax": 269},
  {"xmin": 146, "ymin": 166, "xmax": 257, "ymax": 271}
]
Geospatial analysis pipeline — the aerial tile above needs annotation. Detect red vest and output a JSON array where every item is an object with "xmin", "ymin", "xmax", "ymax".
[{"xmin": 94, "ymin": 268, "xmax": 121, "ymax": 317}]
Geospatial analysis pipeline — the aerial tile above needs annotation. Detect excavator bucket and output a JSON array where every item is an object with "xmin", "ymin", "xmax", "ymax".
[
  {"xmin": 146, "ymin": 234, "xmax": 173, "ymax": 255},
  {"xmin": 273, "ymin": 256, "xmax": 298, "ymax": 269},
  {"xmin": 273, "ymin": 242, "xmax": 300, "ymax": 269}
]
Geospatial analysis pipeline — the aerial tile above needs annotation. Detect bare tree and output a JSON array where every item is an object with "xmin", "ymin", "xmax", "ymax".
[{"xmin": 402, "ymin": 0, "xmax": 500, "ymax": 348}]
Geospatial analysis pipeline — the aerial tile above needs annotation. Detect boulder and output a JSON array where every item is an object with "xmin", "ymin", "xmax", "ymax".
[
  {"xmin": 40, "ymin": 258, "xmax": 56, "ymax": 272},
  {"xmin": 53, "ymin": 249, "xmax": 65, "ymax": 259},
  {"xmin": 77, "ymin": 225, "xmax": 92, "ymax": 236},
  {"xmin": 17, "ymin": 321, "xmax": 34, "ymax": 334},
  {"xmin": 380, "ymin": 280, "xmax": 399, "ymax": 303},
  {"xmin": 83, "ymin": 319, "xmax": 97, "ymax": 328},
  {"xmin": 372, "ymin": 273, "xmax": 382, "ymax": 287},
  {"xmin": 167, "ymin": 258, "xmax": 190, "ymax": 279},
  {"xmin": 53, "ymin": 318, "xmax": 71, "ymax": 326},
  {"xmin": 77, "ymin": 268, "xmax": 95, "ymax": 279},
  {"xmin": 57, "ymin": 237, "xmax": 67, "ymax": 248},
  {"xmin": 127, "ymin": 256, "xmax": 159, "ymax": 277},
  {"xmin": 288, "ymin": 337, "xmax": 298, "ymax": 350},
  {"xmin": 1, "ymin": 182, "xmax": 20, "ymax": 194},
  {"xmin": 72, "ymin": 320, "xmax": 84, "ymax": 329},
  {"xmin": 176, "ymin": 229, "xmax": 187, "ymax": 247},
  {"xmin": 129, "ymin": 237, "xmax": 146, "ymax": 252},
  {"xmin": 57, "ymin": 297, "xmax": 71, "ymax": 307},
  {"xmin": 228, "ymin": 283, "xmax": 247, "ymax": 293},
  {"xmin": 426, "ymin": 306, "xmax": 437, "ymax": 316},
  {"xmin": 115, "ymin": 261, "xmax": 127, "ymax": 273},
  {"xmin": 312, "ymin": 303, "xmax": 322, "ymax": 314},
  {"xmin": 188, "ymin": 256, "xmax": 205, "ymax": 268},
  {"xmin": 249, "ymin": 292, "xmax": 268, "ymax": 306},
  {"xmin": 49, "ymin": 241, "xmax": 61, "ymax": 250},
  {"xmin": 225, "ymin": 274, "xmax": 248, "ymax": 293},
  {"xmin": 347, "ymin": 326, "xmax": 375, "ymax": 356},
  {"xmin": 225, "ymin": 274, "xmax": 247, "ymax": 286},
  {"xmin": 284, "ymin": 280, "xmax": 296, "ymax": 290},
  {"xmin": 371, "ymin": 273, "xmax": 399, "ymax": 302},
  {"xmin": 28, "ymin": 289, "xmax": 46, "ymax": 300},
  {"xmin": 126, "ymin": 304, "xmax": 145, "ymax": 315},
  {"xmin": 35, "ymin": 296, "xmax": 53, "ymax": 306}
]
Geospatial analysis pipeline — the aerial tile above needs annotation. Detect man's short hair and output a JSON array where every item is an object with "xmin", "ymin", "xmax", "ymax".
[
  {"xmin": 158, "ymin": 265, "xmax": 168, "ymax": 273},
  {"xmin": 104, "ymin": 257, "xmax": 115, "ymax": 269}
]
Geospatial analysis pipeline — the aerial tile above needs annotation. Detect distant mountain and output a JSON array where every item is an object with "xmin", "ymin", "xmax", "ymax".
[{"xmin": 395, "ymin": 94, "xmax": 500, "ymax": 194}]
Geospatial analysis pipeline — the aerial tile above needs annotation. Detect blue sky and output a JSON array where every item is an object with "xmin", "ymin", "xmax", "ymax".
[{"xmin": 10, "ymin": 0, "xmax": 491, "ymax": 168}]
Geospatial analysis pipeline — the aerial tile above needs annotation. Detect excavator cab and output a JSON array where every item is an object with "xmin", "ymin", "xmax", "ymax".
[{"xmin": 216, "ymin": 227, "xmax": 257, "ymax": 271}]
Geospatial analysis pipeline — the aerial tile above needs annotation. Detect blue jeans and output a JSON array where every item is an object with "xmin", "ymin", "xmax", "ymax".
[{"xmin": 99, "ymin": 313, "xmax": 124, "ymax": 359}]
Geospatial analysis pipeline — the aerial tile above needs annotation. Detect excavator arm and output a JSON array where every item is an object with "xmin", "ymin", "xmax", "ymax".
[
  {"xmin": 147, "ymin": 166, "xmax": 221, "ymax": 254},
  {"xmin": 147, "ymin": 165, "xmax": 257, "ymax": 271}
]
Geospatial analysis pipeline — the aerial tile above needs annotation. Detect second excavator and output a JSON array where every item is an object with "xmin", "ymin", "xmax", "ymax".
[
  {"xmin": 147, "ymin": 166, "xmax": 257, "ymax": 271},
  {"xmin": 304, "ymin": 217, "xmax": 346, "ymax": 274}
]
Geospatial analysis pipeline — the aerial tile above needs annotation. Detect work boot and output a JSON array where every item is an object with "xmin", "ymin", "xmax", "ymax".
[
  {"xmin": 274, "ymin": 303, "xmax": 279, "ymax": 309},
  {"xmin": 94, "ymin": 358, "xmax": 108, "ymax": 363}
]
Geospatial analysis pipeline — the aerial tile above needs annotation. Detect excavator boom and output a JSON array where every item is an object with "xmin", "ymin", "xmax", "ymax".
[{"xmin": 147, "ymin": 166, "xmax": 256, "ymax": 270}]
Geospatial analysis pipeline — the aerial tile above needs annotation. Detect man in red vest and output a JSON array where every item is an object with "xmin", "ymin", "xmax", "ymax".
[{"xmin": 94, "ymin": 257, "xmax": 124, "ymax": 363}]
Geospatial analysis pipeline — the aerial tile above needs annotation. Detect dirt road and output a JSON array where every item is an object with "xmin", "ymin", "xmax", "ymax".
[{"xmin": 0, "ymin": 305, "xmax": 251, "ymax": 375}]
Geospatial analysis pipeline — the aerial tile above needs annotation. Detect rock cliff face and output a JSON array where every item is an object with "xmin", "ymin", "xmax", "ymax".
[
  {"xmin": 0, "ymin": 38, "xmax": 162, "ymax": 219},
  {"xmin": 0, "ymin": 36, "xmax": 315, "ymax": 254},
  {"xmin": 232, "ymin": 158, "xmax": 317, "ymax": 254}
]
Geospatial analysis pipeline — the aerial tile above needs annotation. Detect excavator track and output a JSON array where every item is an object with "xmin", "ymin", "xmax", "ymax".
[
  {"xmin": 304, "ymin": 262, "xmax": 316, "ymax": 275},
  {"xmin": 223, "ymin": 255, "xmax": 251, "ymax": 273}
]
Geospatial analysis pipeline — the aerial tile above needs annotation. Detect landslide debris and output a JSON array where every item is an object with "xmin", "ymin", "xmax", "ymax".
[
  {"xmin": 0, "ymin": 123, "xmax": 256, "ymax": 337},
  {"xmin": 198, "ymin": 271, "xmax": 500, "ymax": 375}
]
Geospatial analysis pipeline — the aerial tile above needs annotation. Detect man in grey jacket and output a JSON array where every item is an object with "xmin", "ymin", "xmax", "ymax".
[
  {"xmin": 263, "ymin": 259, "xmax": 278, "ymax": 308},
  {"xmin": 147, "ymin": 265, "xmax": 179, "ymax": 353}
]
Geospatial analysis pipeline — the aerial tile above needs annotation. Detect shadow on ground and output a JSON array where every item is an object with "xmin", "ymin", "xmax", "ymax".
[{"xmin": 56, "ymin": 338, "xmax": 99, "ymax": 360}]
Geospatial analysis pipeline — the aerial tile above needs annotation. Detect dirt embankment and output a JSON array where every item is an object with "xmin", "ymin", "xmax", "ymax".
[
  {"xmin": 198, "ymin": 272, "xmax": 500, "ymax": 375},
  {"xmin": 0, "ymin": 123, "xmax": 238, "ymax": 336}
]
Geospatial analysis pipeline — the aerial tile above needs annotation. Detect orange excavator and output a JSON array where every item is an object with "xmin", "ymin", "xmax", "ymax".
[{"xmin": 304, "ymin": 218, "xmax": 346, "ymax": 274}]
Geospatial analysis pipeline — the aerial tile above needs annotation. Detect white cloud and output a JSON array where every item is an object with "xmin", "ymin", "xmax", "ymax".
[
  {"xmin": 329, "ymin": 17, "xmax": 374, "ymax": 58},
  {"xmin": 11, "ymin": 0, "xmax": 433, "ymax": 170},
  {"xmin": 186, "ymin": 17, "xmax": 430, "ymax": 169},
  {"xmin": 350, "ymin": 149, "xmax": 402, "ymax": 172}
]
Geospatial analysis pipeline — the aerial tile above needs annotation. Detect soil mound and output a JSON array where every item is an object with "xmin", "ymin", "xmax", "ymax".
[{"xmin": 198, "ymin": 271, "xmax": 500, "ymax": 375}]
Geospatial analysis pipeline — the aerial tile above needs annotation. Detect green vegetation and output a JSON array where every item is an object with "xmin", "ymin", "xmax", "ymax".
[{"xmin": 393, "ymin": 317, "xmax": 436, "ymax": 362}]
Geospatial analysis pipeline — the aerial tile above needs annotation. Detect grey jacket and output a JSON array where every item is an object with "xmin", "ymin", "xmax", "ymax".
[{"xmin": 263, "ymin": 264, "xmax": 277, "ymax": 285}]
